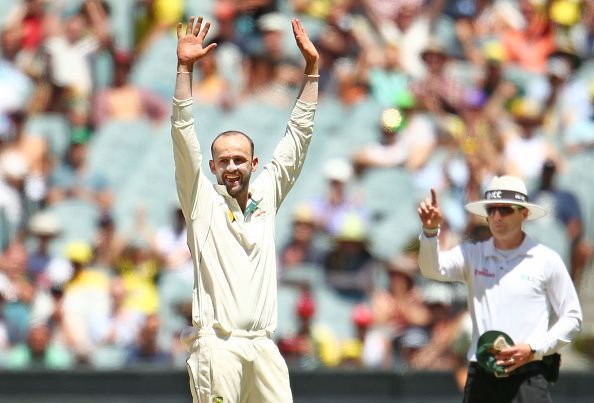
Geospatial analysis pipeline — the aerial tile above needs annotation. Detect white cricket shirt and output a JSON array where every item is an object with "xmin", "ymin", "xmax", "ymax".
[
  {"xmin": 419, "ymin": 233, "xmax": 582, "ymax": 361},
  {"xmin": 171, "ymin": 97, "xmax": 316, "ymax": 335}
]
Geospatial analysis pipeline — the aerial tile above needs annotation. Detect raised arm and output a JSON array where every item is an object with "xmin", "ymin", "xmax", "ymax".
[
  {"xmin": 175, "ymin": 16, "xmax": 217, "ymax": 100},
  {"xmin": 264, "ymin": 18, "xmax": 319, "ymax": 208},
  {"xmin": 292, "ymin": 18, "xmax": 319, "ymax": 104},
  {"xmin": 171, "ymin": 17, "xmax": 217, "ymax": 217},
  {"xmin": 417, "ymin": 189, "xmax": 465, "ymax": 282}
]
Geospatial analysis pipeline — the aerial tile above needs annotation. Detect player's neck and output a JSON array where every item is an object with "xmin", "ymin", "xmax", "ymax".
[
  {"xmin": 493, "ymin": 231, "xmax": 525, "ymax": 250},
  {"xmin": 236, "ymin": 192, "xmax": 249, "ymax": 212}
]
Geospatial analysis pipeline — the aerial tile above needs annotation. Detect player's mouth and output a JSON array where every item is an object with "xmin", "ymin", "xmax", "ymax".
[{"xmin": 224, "ymin": 174, "xmax": 241, "ymax": 186}]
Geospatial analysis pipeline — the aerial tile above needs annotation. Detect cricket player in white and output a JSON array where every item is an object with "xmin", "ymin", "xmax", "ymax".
[{"xmin": 171, "ymin": 16, "xmax": 319, "ymax": 403}]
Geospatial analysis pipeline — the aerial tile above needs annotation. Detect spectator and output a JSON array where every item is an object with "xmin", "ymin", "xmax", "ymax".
[
  {"xmin": 339, "ymin": 303, "xmax": 384, "ymax": 369},
  {"xmin": 92, "ymin": 51, "xmax": 169, "ymax": 127},
  {"xmin": 151, "ymin": 207, "xmax": 191, "ymax": 273},
  {"xmin": 93, "ymin": 276, "xmax": 144, "ymax": 349},
  {"xmin": 364, "ymin": 0, "xmax": 443, "ymax": 79},
  {"xmin": 0, "ymin": 274, "xmax": 12, "ymax": 354},
  {"xmin": 360, "ymin": 42, "xmax": 410, "ymax": 108},
  {"xmin": 543, "ymin": 47, "xmax": 591, "ymax": 142},
  {"xmin": 407, "ymin": 282, "xmax": 464, "ymax": 371},
  {"xmin": 5, "ymin": 323, "xmax": 73, "ymax": 369},
  {"xmin": 279, "ymin": 204, "xmax": 325, "ymax": 272},
  {"xmin": 61, "ymin": 241, "xmax": 110, "ymax": 364},
  {"xmin": 47, "ymin": 127, "xmax": 113, "ymax": 209},
  {"xmin": 43, "ymin": 0, "xmax": 113, "ymax": 109},
  {"xmin": 133, "ymin": 0, "xmax": 183, "ymax": 57},
  {"xmin": 503, "ymin": 97, "xmax": 558, "ymax": 180},
  {"xmin": 534, "ymin": 159, "xmax": 592, "ymax": 287},
  {"xmin": 0, "ymin": 150, "xmax": 28, "ymax": 236},
  {"xmin": 392, "ymin": 326, "xmax": 430, "ymax": 372},
  {"xmin": 0, "ymin": 26, "xmax": 34, "ymax": 114},
  {"xmin": 0, "ymin": 241, "xmax": 34, "ymax": 344},
  {"xmin": 125, "ymin": 313, "xmax": 171, "ymax": 366},
  {"xmin": 277, "ymin": 288, "xmax": 322, "ymax": 369},
  {"xmin": 113, "ymin": 240, "xmax": 160, "ymax": 317},
  {"xmin": 353, "ymin": 102, "xmax": 436, "ymax": 175},
  {"xmin": 192, "ymin": 45, "xmax": 231, "ymax": 107},
  {"xmin": 571, "ymin": 0, "xmax": 594, "ymax": 59},
  {"xmin": 411, "ymin": 37, "xmax": 467, "ymax": 116},
  {"xmin": 323, "ymin": 212, "xmax": 379, "ymax": 301},
  {"xmin": 311, "ymin": 158, "xmax": 369, "ymax": 237},
  {"xmin": 371, "ymin": 253, "xmax": 431, "ymax": 364},
  {"xmin": 2, "ymin": 110, "xmax": 49, "ymax": 188},
  {"xmin": 26, "ymin": 211, "xmax": 62, "ymax": 288},
  {"xmin": 92, "ymin": 212, "xmax": 127, "ymax": 271},
  {"xmin": 28, "ymin": 260, "xmax": 74, "ymax": 349},
  {"xmin": 454, "ymin": 0, "xmax": 523, "ymax": 66},
  {"xmin": 501, "ymin": 0, "xmax": 556, "ymax": 73},
  {"xmin": 208, "ymin": 0, "xmax": 244, "ymax": 96}
]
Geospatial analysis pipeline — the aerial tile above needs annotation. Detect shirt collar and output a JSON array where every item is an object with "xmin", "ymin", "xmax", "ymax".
[
  {"xmin": 484, "ymin": 233, "xmax": 536, "ymax": 259},
  {"xmin": 213, "ymin": 184, "xmax": 263, "ymax": 219}
]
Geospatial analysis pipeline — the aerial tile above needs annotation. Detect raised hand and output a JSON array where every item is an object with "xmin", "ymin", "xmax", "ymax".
[
  {"xmin": 417, "ymin": 188, "xmax": 442, "ymax": 230},
  {"xmin": 291, "ymin": 18, "xmax": 319, "ymax": 74},
  {"xmin": 177, "ymin": 16, "xmax": 217, "ymax": 69}
]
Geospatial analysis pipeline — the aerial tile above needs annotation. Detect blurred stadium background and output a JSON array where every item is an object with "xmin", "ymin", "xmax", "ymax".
[{"xmin": 1, "ymin": 0, "xmax": 594, "ymax": 401}]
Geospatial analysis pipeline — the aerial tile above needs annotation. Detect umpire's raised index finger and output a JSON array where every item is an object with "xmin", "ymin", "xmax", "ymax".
[{"xmin": 430, "ymin": 188, "xmax": 438, "ymax": 207}]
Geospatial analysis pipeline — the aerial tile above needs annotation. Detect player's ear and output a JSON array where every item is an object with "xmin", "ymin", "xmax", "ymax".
[
  {"xmin": 251, "ymin": 156, "xmax": 259, "ymax": 172},
  {"xmin": 209, "ymin": 159, "xmax": 215, "ymax": 174}
]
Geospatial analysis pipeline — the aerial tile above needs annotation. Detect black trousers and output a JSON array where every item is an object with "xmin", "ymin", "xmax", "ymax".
[{"xmin": 463, "ymin": 362, "xmax": 553, "ymax": 403}]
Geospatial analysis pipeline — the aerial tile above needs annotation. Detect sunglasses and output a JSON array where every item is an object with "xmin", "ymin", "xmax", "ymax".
[{"xmin": 485, "ymin": 205, "xmax": 523, "ymax": 217}]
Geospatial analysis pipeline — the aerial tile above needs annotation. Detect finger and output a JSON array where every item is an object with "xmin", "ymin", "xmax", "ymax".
[
  {"xmin": 505, "ymin": 359, "xmax": 518, "ymax": 373},
  {"xmin": 419, "ymin": 201, "xmax": 427, "ymax": 212},
  {"xmin": 177, "ymin": 22, "xmax": 182, "ymax": 39},
  {"xmin": 494, "ymin": 351, "xmax": 513, "ymax": 360},
  {"xmin": 203, "ymin": 42, "xmax": 217, "ymax": 54},
  {"xmin": 296, "ymin": 18, "xmax": 306, "ymax": 36},
  {"xmin": 186, "ymin": 16, "xmax": 194, "ymax": 36},
  {"xmin": 496, "ymin": 357, "xmax": 514, "ymax": 367},
  {"xmin": 430, "ymin": 188, "xmax": 438, "ymax": 207},
  {"xmin": 292, "ymin": 18, "xmax": 305, "ymax": 39},
  {"xmin": 198, "ymin": 21, "xmax": 211, "ymax": 42},
  {"xmin": 194, "ymin": 16, "xmax": 203, "ymax": 36},
  {"xmin": 424, "ymin": 198, "xmax": 433, "ymax": 210}
]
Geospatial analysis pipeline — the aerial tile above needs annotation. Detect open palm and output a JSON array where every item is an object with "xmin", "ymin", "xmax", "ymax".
[
  {"xmin": 291, "ymin": 18, "xmax": 319, "ymax": 66},
  {"xmin": 177, "ymin": 16, "xmax": 217, "ymax": 67}
]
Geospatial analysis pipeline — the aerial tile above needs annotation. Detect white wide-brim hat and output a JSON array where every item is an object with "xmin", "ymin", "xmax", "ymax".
[{"xmin": 464, "ymin": 175, "xmax": 547, "ymax": 220}]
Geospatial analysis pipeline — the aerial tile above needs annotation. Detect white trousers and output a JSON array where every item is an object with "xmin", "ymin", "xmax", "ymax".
[{"xmin": 186, "ymin": 331, "xmax": 293, "ymax": 403}]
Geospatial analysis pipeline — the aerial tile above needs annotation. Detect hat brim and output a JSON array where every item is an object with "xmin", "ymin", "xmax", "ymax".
[
  {"xmin": 465, "ymin": 199, "xmax": 547, "ymax": 221},
  {"xmin": 421, "ymin": 49, "xmax": 448, "ymax": 61},
  {"xmin": 549, "ymin": 50, "xmax": 581, "ymax": 70}
]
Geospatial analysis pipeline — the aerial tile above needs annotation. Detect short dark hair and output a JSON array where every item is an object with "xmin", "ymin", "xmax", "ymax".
[{"xmin": 210, "ymin": 130, "xmax": 255, "ymax": 157}]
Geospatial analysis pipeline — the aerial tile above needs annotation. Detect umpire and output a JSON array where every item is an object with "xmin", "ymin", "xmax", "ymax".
[{"xmin": 417, "ymin": 175, "xmax": 582, "ymax": 403}]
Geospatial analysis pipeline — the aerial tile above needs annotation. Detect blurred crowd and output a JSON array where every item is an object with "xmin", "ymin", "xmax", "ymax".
[{"xmin": 1, "ymin": 0, "xmax": 594, "ymax": 382}]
